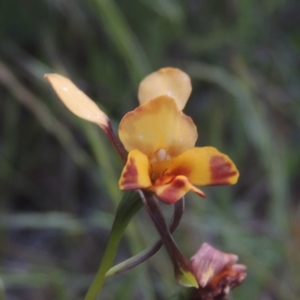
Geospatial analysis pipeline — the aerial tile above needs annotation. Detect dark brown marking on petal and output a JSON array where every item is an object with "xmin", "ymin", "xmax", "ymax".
[
  {"xmin": 173, "ymin": 178, "xmax": 185, "ymax": 189},
  {"xmin": 209, "ymin": 156, "xmax": 237, "ymax": 185},
  {"xmin": 167, "ymin": 165, "xmax": 190, "ymax": 177},
  {"xmin": 157, "ymin": 178, "xmax": 186, "ymax": 204},
  {"xmin": 121, "ymin": 157, "xmax": 140, "ymax": 189}
]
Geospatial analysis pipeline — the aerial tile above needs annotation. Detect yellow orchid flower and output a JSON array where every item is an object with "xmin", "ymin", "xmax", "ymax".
[
  {"xmin": 119, "ymin": 68, "xmax": 239, "ymax": 204},
  {"xmin": 45, "ymin": 68, "xmax": 239, "ymax": 204}
]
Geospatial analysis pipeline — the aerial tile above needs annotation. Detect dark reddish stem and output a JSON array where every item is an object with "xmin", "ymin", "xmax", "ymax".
[
  {"xmin": 139, "ymin": 190, "xmax": 192, "ymax": 280},
  {"xmin": 103, "ymin": 121, "xmax": 128, "ymax": 164}
]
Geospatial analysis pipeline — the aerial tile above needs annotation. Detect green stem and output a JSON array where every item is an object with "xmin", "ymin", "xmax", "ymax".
[
  {"xmin": 84, "ymin": 191, "xmax": 142, "ymax": 300},
  {"xmin": 84, "ymin": 230, "xmax": 122, "ymax": 300}
]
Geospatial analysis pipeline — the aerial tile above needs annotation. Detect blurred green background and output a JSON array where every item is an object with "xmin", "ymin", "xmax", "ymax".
[{"xmin": 0, "ymin": 0, "xmax": 299, "ymax": 299}]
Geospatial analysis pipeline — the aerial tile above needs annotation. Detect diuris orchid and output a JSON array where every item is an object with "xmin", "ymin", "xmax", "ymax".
[
  {"xmin": 45, "ymin": 68, "xmax": 239, "ymax": 204},
  {"xmin": 45, "ymin": 68, "xmax": 246, "ymax": 297},
  {"xmin": 119, "ymin": 68, "xmax": 239, "ymax": 204}
]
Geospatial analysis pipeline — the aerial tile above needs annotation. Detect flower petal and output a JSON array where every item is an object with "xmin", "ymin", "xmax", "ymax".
[
  {"xmin": 190, "ymin": 243, "xmax": 238, "ymax": 287},
  {"xmin": 119, "ymin": 149, "xmax": 152, "ymax": 190},
  {"xmin": 190, "ymin": 242, "xmax": 247, "ymax": 297},
  {"xmin": 45, "ymin": 74, "xmax": 109, "ymax": 129},
  {"xmin": 167, "ymin": 147, "xmax": 239, "ymax": 186},
  {"xmin": 119, "ymin": 96, "xmax": 197, "ymax": 157},
  {"xmin": 138, "ymin": 67, "xmax": 192, "ymax": 110},
  {"xmin": 152, "ymin": 175, "xmax": 205, "ymax": 204}
]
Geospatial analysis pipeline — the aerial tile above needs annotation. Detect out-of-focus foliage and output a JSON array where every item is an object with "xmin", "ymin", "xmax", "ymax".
[{"xmin": 0, "ymin": 0, "xmax": 299, "ymax": 299}]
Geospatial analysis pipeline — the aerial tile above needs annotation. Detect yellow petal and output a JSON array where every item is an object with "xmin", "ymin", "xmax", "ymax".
[
  {"xmin": 138, "ymin": 67, "xmax": 192, "ymax": 110},
  {"xmin": 166, "ymin": 147, "xmax": 239, "ymax": 186},
  {"xmin": 45, "ymin": 74, "xmax": 109, "ymax": 129},
  {"xmin": 152, "ymin": 175, "xmax": 205, "ymax": 204},
  {"xmin": 119, "ymin": 96, "xmax": 197, "ymax": 157},
  {"xmin": 119, "ymin": 149, "xmax": 152, "ymax": 190}
]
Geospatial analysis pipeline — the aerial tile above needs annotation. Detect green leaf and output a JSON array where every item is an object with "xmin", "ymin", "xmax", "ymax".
[{"xmin": 84, "ymin": 191, "xmax": 143, "ymax": 300}]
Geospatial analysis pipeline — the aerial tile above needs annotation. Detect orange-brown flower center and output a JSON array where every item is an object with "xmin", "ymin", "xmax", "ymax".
[{"xmin": 149, "ymin": 148, "xmax": 172, "ymax": 181}]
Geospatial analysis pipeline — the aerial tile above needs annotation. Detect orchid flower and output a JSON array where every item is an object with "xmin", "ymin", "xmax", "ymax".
[
  {"xmin": 46, "ymin": 68, "xmax": 239, "ymax": 205},
  {"xmin": 45, "ymin": 68, "xmax": 243, "ymax": 295},
  {"xmin": 119, "ymin": 68, "xmax": 239, "ymax": 204}
]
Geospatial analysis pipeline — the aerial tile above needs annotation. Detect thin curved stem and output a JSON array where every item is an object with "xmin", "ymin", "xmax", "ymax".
[
  {"xmin": 106, "ymin": 198, "xmax": 185, "ymax": 276},
  {"xmin": 139, "ymin": 191, "xmax": 197, "ymax": 287}
]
